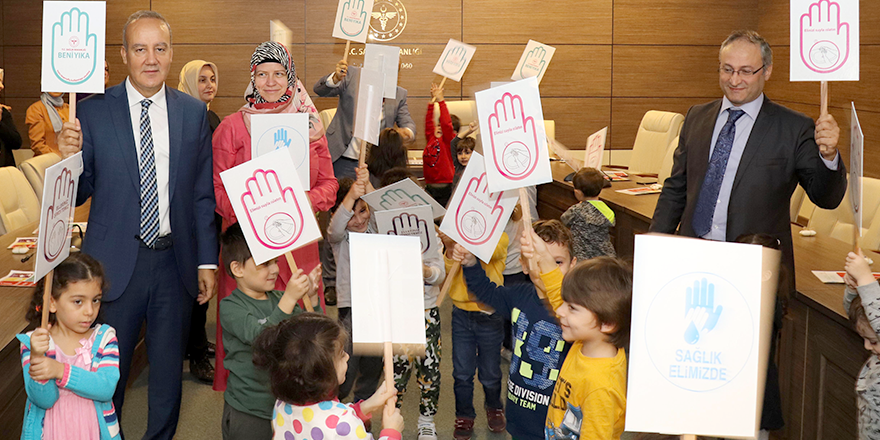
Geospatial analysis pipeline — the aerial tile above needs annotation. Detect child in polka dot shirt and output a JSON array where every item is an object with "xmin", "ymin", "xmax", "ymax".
[{"xmin": 253, "ymin": 313, "xmax": 404, "ymax": 440}]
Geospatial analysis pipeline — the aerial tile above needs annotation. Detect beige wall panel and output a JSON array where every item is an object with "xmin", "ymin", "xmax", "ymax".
[
  {"xmin": 166, "ymin": 44, "xmax": 306, "ymax": 101},
  {"xmin": 208, "ymin": 96, "xmax": 247, "ymax": 121},
  {"xmin": 461, "ymin": 45, "xmax": 611, "ymax": 99},
  {"xmin": 463, "ymin": 0, "xmax": 613, "ymax": 45},
  {"xmin": 614, "ymin": 0, "xmax": 758, "ymax": 45},
  {"xmin": 610, "ymin": 97, "xmax": 710, "ymax": 149},
  {"xmin": 542, "ymin": 98, "xmax": 612, "ymax": 151},
  {"xmin": 152, "ymin": 0, "xmax": 306, "ymax": 45},
  {"xmin": 303, "ymin": 43, "xmax": 461, "ymax": 102},
  {"xmin": 305, "ymin": 0, "xmax": 461, "ymax": 44},
  {"xmin": 613, "ymin": 46, "xmax": 721, "ymax": 98},
  {"xmin": 759, "ymin": 46, "xmax": 821, "ymax": 106}
]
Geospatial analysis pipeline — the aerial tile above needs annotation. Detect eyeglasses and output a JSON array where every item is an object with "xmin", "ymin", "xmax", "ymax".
[{"xmin": 719, "ymin": 65, "xmax": 765, "ymax": 77}]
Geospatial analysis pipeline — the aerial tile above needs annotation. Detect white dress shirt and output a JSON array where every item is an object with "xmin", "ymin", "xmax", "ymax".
[
  {"xmin": 126, "ymin": 78, "xmax": 171, "ymax": 236},
  {"xmin": 704, "ymin": 94, "xmax": 839, "ymax": 241}
]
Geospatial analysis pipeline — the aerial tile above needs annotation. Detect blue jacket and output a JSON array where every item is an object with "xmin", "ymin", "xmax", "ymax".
[{"xmin": 17, "ymin": 324, "xmax": 121, "ymax": 440}]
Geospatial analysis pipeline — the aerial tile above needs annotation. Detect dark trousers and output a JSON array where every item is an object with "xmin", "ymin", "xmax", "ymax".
[
  {"xmin": 338, "ymin": 307, "xmax": 383, "ymax": 401},
  {"xmin": 333, "ymin": 156, "xmax": 359, "ymax": 180},
  {"xmin": 103, "ymin": 244, "xmax": 193, "ymax": 440},
  {"xmin": 186, "ymin": 300, "xmax": 210, "ymax": 360},
  {"xmin": 451, "ymin": 306, "xmax": 505, "ymax": 418},
  {"xmin": 221, "ymin": 402, "xmax": 272, "ymax": 440}
]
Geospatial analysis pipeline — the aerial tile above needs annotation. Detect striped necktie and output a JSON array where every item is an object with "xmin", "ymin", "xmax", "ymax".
[{"xmin": 138, "ymin": 99, "xmax": 159, "ymax": 247}]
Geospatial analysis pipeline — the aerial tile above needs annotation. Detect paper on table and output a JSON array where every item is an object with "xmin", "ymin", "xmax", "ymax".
[
  {"xmin": 8, "ymin": 238, "xmax": 38, "ymax": 249},
  {"xmin": 364, "ymin": 44, "xmax": 400, "ymax": 99},
  {"xmin": 616, "ymin": 185, "xmax": 661, "ymax": 195},
  {"xmin": 0, "ymin": 270, "xmax": 35, "ymax": 287},
  {"xmin": 438, "ymin": 152, "xmax": 518, "ymax": 263},
  {"xmin": 811, "ymin": 270, "xmax": 880, "ymax": 284},
  {"xmin": 220, "ymin": 149, "xmax": 322, "ymax": 265},
  {"xmin": 251, "ymin": 113, "xmax": 311, "ymax": 190},
  {"xmin": 361, "ymin": 178, "xmax": 446, "ymax": 219},
  {"xmin": 41, "ymin": 1, "xmax": 107, "ymax": 93}
]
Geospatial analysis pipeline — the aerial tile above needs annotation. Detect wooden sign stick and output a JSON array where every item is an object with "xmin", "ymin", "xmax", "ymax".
[
  {"xmin": 40, "ymin": 271, "xmax": 54, "ymax": 330},
  {"xmin": 358, "ymin": 139, "xmax": 368, "ymax": 167},
  {"xmin": 680, "ymin": 435, "xmax": 696, "ymax": 440},
  {"xmin": 343, "ymin": 41, "xmax": 352, "ymax": 63},
  {"xmin": 519, "ymin": 187, "xmax": 538, "ymax": 273},
  {"xmin": 284, "ymin": 252, "xmax": 314, "ymax": 311},
  {"xmin": 820, "ymin": 81, "xmax": 829, "ymax": 116},
  {"xmin": 435, "ymin": 261, "xmax": 460, "ymax": 307},
  {"xmin": 430, "ymin": 77, "xmax": 447, "ymax": 105},
  {"xmin": 69, "ymin": 92, "xmax": 77, "ymax": 121}
]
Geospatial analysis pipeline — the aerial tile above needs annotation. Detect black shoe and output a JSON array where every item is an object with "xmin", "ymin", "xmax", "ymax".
[
  {"xmin": 190, "ymin": 355, "xmax": 214, "ymax": 384},
  {"xmin": 324, "ymin": 286, "xmax": 337, "ymax": 306},
  {"xmin": 206, "ymin": 341, "xmax": 216, "ymax": 357}
]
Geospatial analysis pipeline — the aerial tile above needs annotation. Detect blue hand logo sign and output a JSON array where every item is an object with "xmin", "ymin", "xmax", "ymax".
[
  {"xmin": 51, "ymin": 8, "xmax": 97, "ymax": 85},
  {"xmin": 340, "ymin": 0, "xmax": 369, "ymax": 37},
  {"xmin": 520, "ymin": 45, "xmax": 548, "ymax": 80},
  {"xmin": 441, "ymin": 46, "xmax": 469, "ymax": 76},
  {"xmin": 644, "ymin": 273, "xmax": 754, "ymax": 392},
  {"xmin": 273, "ymin": 129, "xmax": 292, "ymax": 150}
]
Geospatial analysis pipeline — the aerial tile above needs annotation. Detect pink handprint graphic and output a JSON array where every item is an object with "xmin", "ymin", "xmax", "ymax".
[
  {"xmin": 800, "ymin": 0, "xmax": 851, "ymax": 73},
  {"xmin": 387, "ymin": 212, "xmax": 431, "ymax": 253},
  {"xmin": 240, "ymin": 169, "xmax": 305, "ymax": 249},
  {"xmin": 44, "ymin": 167, "xmax": 76, "ymax": 262},
  {"xmin": 487, "ymin": 92, "xmax": 540, "ymax": 180},
  {"xmin": 455, "ymin": 173, "xmax": 506, "ymax": 246}
]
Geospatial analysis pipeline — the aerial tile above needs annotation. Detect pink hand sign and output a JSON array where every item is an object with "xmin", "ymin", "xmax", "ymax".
[
  {"xmin": 800, "ymin": 0, "xmax": 850, "ymax": 73},
  {"xmin": 487, "ymin": 92, "xmax": 540, "ymax": 180},
  {"xmin": 387, "ymin": 212, "xmax": 431, "ymax": 253},
  {"xmin": 455, "ymin": 172, "xmax": 506, "ymax": 246},
  {"xmin": 44, "ymin": 167, "xmax": 76, "ymax": 262},
  {"xmin": 241, "ymin": 169, "xmax": 305, "ymax": 250}
]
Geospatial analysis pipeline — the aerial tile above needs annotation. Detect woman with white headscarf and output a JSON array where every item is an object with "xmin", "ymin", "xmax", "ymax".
[
  {"xmin": 178, "ymin": 60, "xmax": 221, "ymax": 132},
  {"xmin": 25, "ymin": 91, "xmax": 68, "ymax": 156},
  {"xmin": 211, "ymin": 41, "xmax": 338, "ymax": 392}
]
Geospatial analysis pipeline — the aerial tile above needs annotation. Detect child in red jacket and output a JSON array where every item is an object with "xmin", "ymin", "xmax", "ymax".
[{"xmin": 423, "ymin": 83, "xmax": 457, "ymax": 207}]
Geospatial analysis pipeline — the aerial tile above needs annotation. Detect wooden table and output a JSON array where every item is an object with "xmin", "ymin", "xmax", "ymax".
[{"xmin": 537, "ymin": 162, "xmax": 869, "ymax": 439}]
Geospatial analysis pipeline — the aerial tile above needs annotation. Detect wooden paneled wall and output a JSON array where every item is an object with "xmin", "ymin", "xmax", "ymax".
[
  {"xmin": 3, "ymin": 0, "xmax": 767, "ymax": 160},
  {"xmin": 759, "ymin": 0, "xmax": 880, "ymax": 178}
]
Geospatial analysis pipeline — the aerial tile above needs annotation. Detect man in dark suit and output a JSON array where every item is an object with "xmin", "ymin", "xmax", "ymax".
[
  {"xmin": 314, "ymin": 59, "xmax": 416, "ymax": 180},
  {"xmin": 651, "ymin": 30, "xmax": 847, "ymax": 277},
  {"xmin": 58, "ymin": 11, "xmax": 217, "ymax": 440}
]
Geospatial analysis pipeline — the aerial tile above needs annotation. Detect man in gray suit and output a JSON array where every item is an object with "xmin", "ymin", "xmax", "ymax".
[{"xmin": 314, "ymin": 59, "xmax": 416, "ymax": 180}]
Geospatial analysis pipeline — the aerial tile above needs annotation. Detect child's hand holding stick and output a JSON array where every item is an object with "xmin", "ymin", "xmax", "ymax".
[
  {"xmin": 846, "ymin": 251, "xmax": 876, "ymax": 287},
  {"xmin": 280, "ymin": 266, "xmax": 313, "ymax": 312}
]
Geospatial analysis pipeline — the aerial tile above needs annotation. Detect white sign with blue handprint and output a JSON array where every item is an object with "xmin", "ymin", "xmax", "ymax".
[
  {"xmin": 42, "ymin": 1, "xmax": 106, "ymax": 93},
  {"xmin": 251, "ymin": 114, "xmax": 311, "ymax": 190},
  {"xmin": 333, "ymin": 0, "xmax": 375, "ymax": 43},
  {"xmin": 511, "ymin": 40, "xmax": 555, "ymax": 85},
  {"xmin": 432, "ymin": 39, "xmax": 476, "ymax": 82},
  {"xmin": 626, "ymin": 234, "xmax": 780, "ymax": 438}
]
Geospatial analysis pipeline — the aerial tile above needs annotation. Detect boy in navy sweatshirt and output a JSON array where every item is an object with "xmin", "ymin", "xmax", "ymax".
[{"xmin": 451, "ymin": 219, "xmax": 576, "ymax": 440}]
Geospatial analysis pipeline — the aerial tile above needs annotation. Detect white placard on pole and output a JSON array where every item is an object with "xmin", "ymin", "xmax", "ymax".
[
  {"xmin": 475, "ymin": 76, "xmax": 551, "ymax": 193},
  {"xmin": 510, "ymin": 40, "xmax": 556, "ymax": 85},
  {"xmin": 350, "ymin": 233, "xmax": 426, "ymax": 355},
  {"xmin": 375, "ymin": 205, "xmax": 437, "ymax": 256},
  {"xmin": 219, "ymin": 149, "xmax": 321, "ymax": 265},
  {"xmin": 432, "ymin": 39, "xmax": 477, "ymax": 83},
  {"xmin": 353, "ymin": 68, "xmax": 384, "ymax": 145},
  {"xmin": 851, "ymin": 102, "xmax": 864, "ymax": 233},
  {"xmin": 438, "ymin": 152, "xmax": 518, "ymax": 263},
  {"xmin": 251, "ymin": 114, "xmax": 311, "ymax": 190},
  {"xmin": 41, "ymin": 1, "xmax": 106, "ymax": 93},
  {"xmin": 584, "ymin": 127, "xmax": 608, "ymax": 170},
  {"xmin": 361, "ymin": 177, "xmax": 446, "ymax": 219},
  {"xmin": 34, "ymin": 152, "xmax": 83, "ymax": 281},
  {"xmin": 790, "ymin": 0, "xmax": 859, "ymax": 81},
  {"xmin": 332, "ymin": 0, "xmax": 375, "ymax": 43},
  {"xmin": 364, "ymin": 44, "xmax": 400, "ymax": 99},
  {"xmin": 626, "ymin": 234, "xmax": 779, "ymax": 438}
]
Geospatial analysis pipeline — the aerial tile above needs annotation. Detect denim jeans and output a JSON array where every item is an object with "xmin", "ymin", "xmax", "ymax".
[{"xmin": 451, "ymin": 306, "xmax": 505, "ymax": 418}]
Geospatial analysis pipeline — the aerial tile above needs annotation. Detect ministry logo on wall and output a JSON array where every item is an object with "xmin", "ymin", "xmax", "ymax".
[{"xmin": 370, "ymin": 0, "xmax": 407, "ymax": 41}]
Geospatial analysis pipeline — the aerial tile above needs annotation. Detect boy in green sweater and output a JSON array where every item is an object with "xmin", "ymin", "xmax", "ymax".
[{"xmin": 218, "ymin": 223, "xmax": 322, "ymax": 440}]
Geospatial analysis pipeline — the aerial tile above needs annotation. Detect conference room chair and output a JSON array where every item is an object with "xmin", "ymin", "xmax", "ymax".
[
  {"xmin": 657, "ymin": 135, "xmax": 679, "ymax": 185},
  {"xmin": 19, "ymin": 152, "xmax": 61, "ymax": 203},
  {"xmin": 790, "ymin": 186, "xmax": 807, "ymax": 225},
  {"xmin": 806, "ymin": 176, "xmax": 880, "ymax": 249},
  {"xmin": 12, "ymin": 149, "xmax": 34, "ymax": 167},
  {"xmin": 0, "ymin": 167, "xmax": 40, "ymax": 235},
  {"xmin": 318, "ymin": 108, "xmax": 337, "ymax": 134},
  {"xmin": 620, "ymin": 110, "xmax": 684, "ymax": 176}
]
